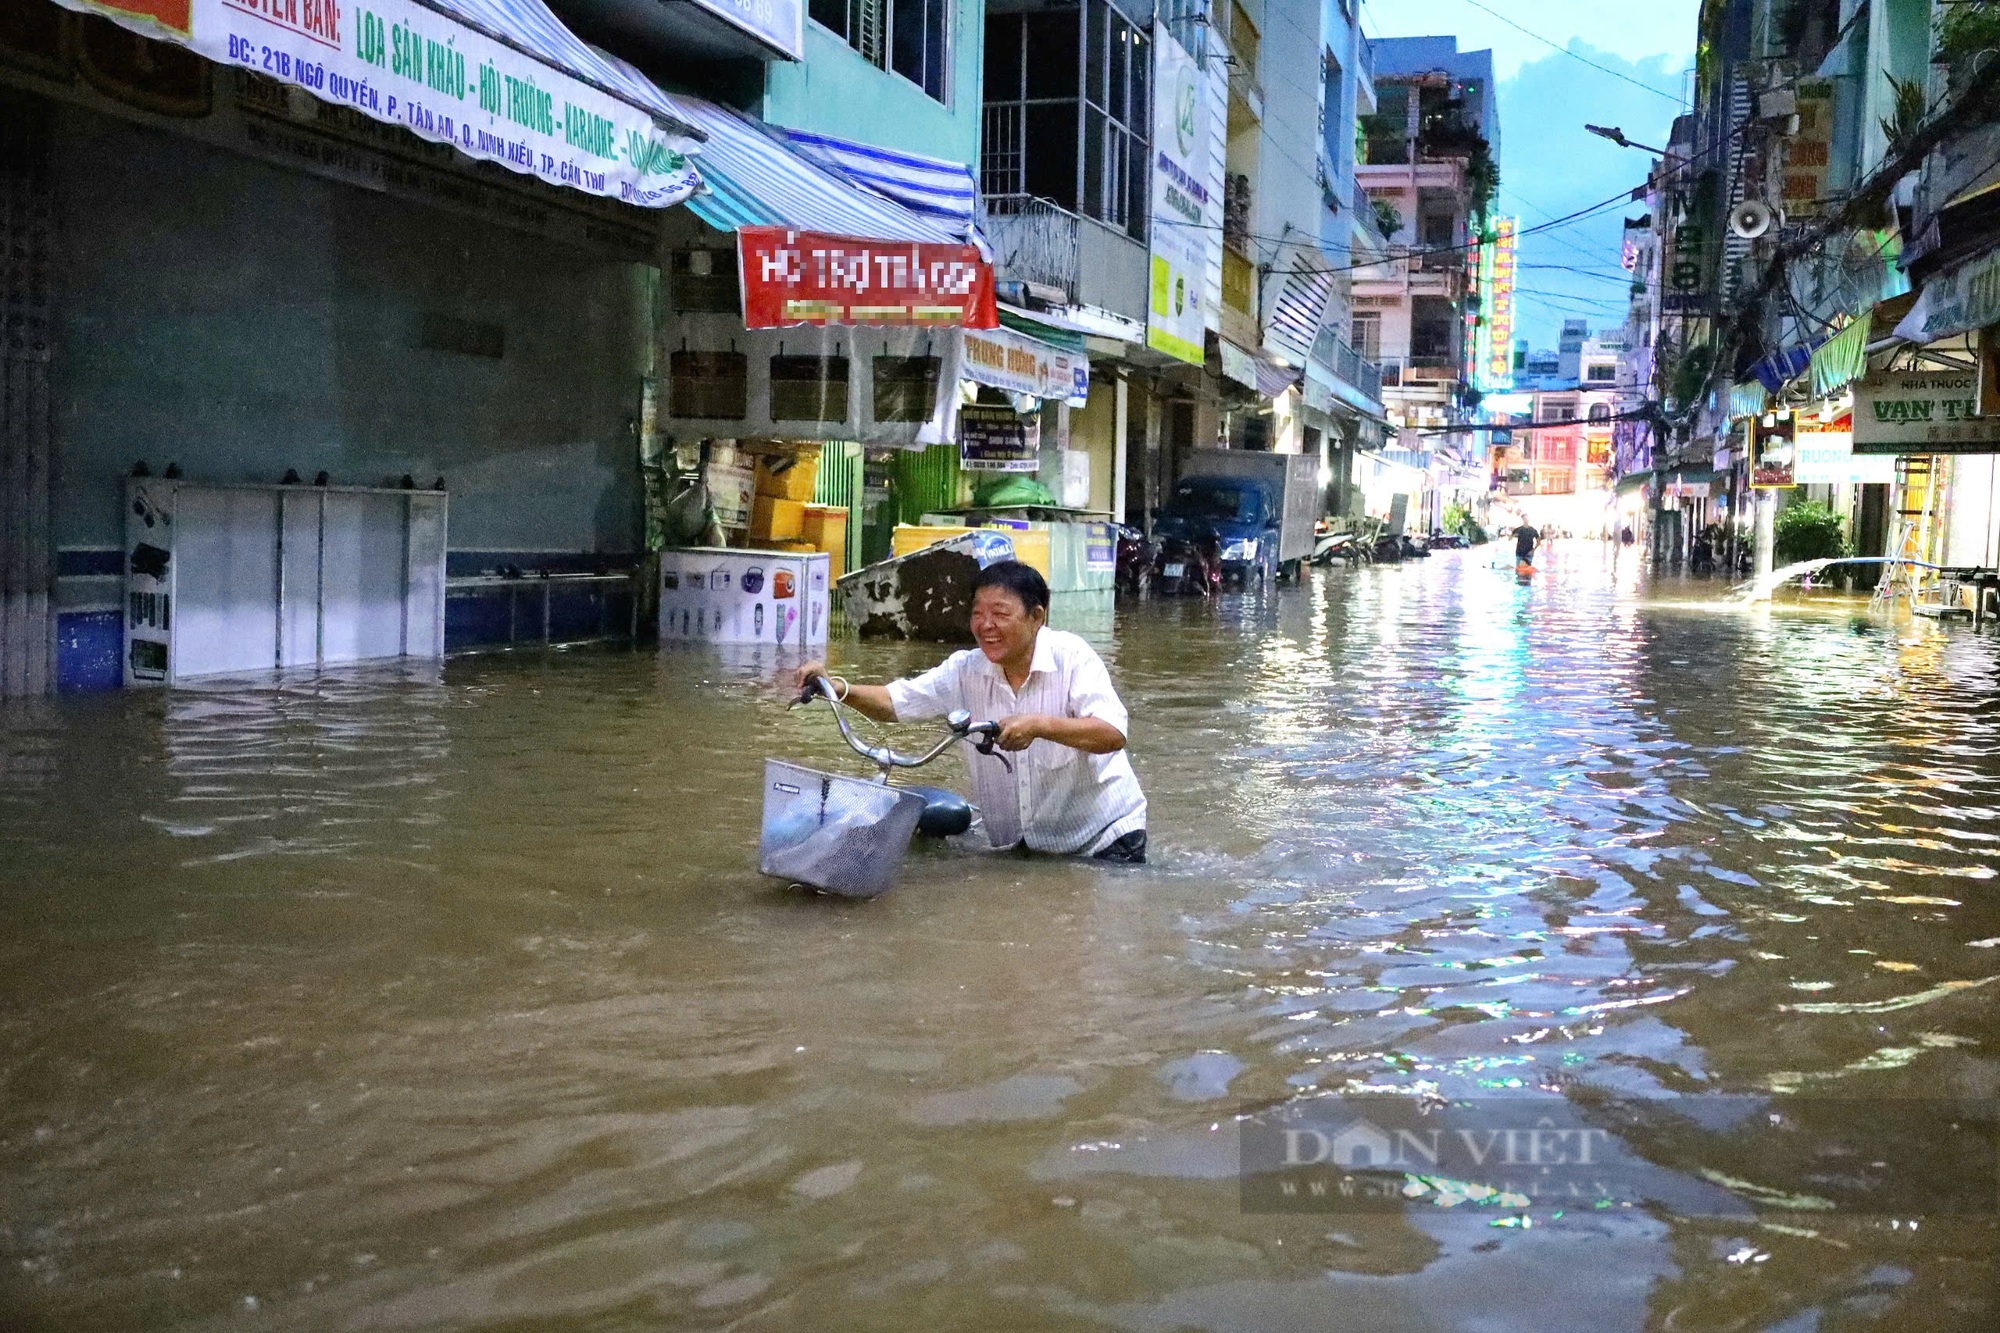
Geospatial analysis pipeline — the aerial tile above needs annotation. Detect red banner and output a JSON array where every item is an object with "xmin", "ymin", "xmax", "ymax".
[{"xmin": 737, "ymin": 227, "xmax": 997, "ymax": 330}]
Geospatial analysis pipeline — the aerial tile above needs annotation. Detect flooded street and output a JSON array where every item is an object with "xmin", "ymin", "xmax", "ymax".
[{"xmin": 2, "ymin": 541, "xmax": 1996, "ymax": 1331}]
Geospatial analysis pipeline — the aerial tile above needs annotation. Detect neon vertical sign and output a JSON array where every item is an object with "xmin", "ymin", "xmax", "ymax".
[{"xmin": 1481, "ymin": 217, "xmax": 1517, "ymax": 392}]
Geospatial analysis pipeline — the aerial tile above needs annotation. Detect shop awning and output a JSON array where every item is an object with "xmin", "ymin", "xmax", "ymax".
[
  {"xmin": 998, "ymin": 307, "xmax": 1088, "ymax": 355},
  {"xmin": 55, "ymin": 0, "xmax": 704, "ymax": 207},
  {"xmin": 774, "ymin": 129, "xmax": 980, "ymax": 237},
  {"xmin": 1615, "ymin": 470, "xmax": 1652, "ymax": 495},
  {"xmin": 1661, "ymin": 468, "xmax": 1724, "ymax": 498},
  {"xmin": 673, "ymin": 99, "xmax": 965, "ymax": 243},
  {"xmin": 1218, "ymin": 340, "xmax": 1260, "ymax": 390},
  {"xmin": 425, "ymin": 0, "xmax": 698, "ymax": 130},
  {"xmin": 1750, "ymin": 333, "xmax": 1829, "ymax": 393},
  {"xmin": 1808, "ymin": 310, "xmax": 1872, "ymax": 398},
  {"xmin": 1256, "ymin": 359, "xmax": 1300, "ymax": 400},
  {"xmin": 1893, "ymin": 244, "xmax": 2000, "ymax": 345},
  {"xmin": 1729, "ymin": 381, "xmax": 1768, "ymax": 420}
]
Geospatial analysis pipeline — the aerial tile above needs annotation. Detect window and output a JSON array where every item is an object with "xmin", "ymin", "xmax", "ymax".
[
  {"xmin": 1226, "ymin": 0, "xmax": 1258, "ymax": 73},
  {"xmin": 1410, "ymin": 296, "xmax": 1455, "ymax": 361},
  {"xmin": 1350, "ymin": 310, "xmax": 1380, "ymax": 360},
  {"xmin": 1588, "ymin": 402, "xmax": 1613, "ymax": 421},
  {"xmin": 1587, "ymin": 364, "xmax": 1616, "ymax": 383},
  {"xmin": 1321, "ymin": 52, "xmax": 1344, "ymax": 173},
  {"xmin": 813, "ymin": 0, "xmax": 950, "ymax": 103},
  {"xmin": 982, "ymin": 4, "xmax": 1149, "ymax": 239}
]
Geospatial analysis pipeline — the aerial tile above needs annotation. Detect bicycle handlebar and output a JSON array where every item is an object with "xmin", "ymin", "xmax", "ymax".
[{"xmin": 794, "ymin": 675, "xmax": 1011, "ymax": 773}]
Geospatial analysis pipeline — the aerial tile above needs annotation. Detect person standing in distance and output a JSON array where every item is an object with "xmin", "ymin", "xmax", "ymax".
[
  {"xmin": 1514, "ymin": 522, "xmax": 1542, "ymax": 571},
  {"xmin": 794, "ymin": 561, "xmax": 1148, "ymax": 862}
]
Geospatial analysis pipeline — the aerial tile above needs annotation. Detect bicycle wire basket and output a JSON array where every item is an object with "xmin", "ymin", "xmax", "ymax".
[{"xmin": 760, "ymin": 759, "xmax": 929, "ymax": 898}]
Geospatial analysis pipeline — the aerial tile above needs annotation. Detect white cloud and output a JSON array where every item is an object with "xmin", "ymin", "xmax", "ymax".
[{"xmin": 1364, "ymin": 0, "xmax": 1698, "ymax": 82}]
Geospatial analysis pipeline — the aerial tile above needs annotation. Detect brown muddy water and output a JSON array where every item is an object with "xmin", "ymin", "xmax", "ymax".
[{"xmin": 1, "ymin": 541, "xmax": 1995, "ymax": 1332}]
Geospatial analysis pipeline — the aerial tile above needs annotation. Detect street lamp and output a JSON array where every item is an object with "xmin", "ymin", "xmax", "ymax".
[{"xmin": 1586, "ymin": 124, "xmax": 1674, "ymax": 157}]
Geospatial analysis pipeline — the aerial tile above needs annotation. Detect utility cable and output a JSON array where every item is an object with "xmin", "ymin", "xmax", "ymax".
[{"xmin": 1452, "ymin": 0, "xmax": 1688, "ymax": 105}]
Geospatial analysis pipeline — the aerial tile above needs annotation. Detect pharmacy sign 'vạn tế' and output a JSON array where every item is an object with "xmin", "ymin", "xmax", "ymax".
[{"xmin": 1853, "ymin": 369, "xmax": 2000, "ymax": 454}]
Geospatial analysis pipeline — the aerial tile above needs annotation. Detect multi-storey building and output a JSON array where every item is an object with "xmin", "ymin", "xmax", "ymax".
[
  {"xmin": 1350, "ymin": 36, "xmax": 1498, "ymax": 529},
  {"xmin": 1352, "ymin": 38, "xmax": 1497, "ymax": 424},
  {"xmin": 2, "ymin": 0, "xmax": 999, "ymax": 695},
  {"xmin": 977, "ymin": 0, "xmax": 1382, "ymax": 530},
  {"xmin": 1488, "ymin": 381, "xmax": 1620, "ymax": 533}
]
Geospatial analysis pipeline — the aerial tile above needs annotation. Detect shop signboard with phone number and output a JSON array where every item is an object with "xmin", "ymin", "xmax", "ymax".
[{"xmin": 51, "ymin": 0, "xmax": 703, "ymax": 209}]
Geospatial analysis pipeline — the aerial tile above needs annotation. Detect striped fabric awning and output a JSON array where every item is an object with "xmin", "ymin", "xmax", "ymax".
[
  {"xmin": 1809, "ymin": 310, "xmax": 1873, "ymax": 398},
  {"xmin": 774, "ymin": 129, "xmax": 979, "ymax": 235},
  {"xmin": 670, "ymin": 100, "xmax": 964, "ymax": 244},
  {"xmin": 1728, "ymin": 381, "xmax": 1768, "ymax": 420},
  {"xmin": 419, "ymin": 0, "xmax": 698, "ymax": 133},
  {"xmin": 1750, "ymin": 332, "xmax": 1829, "ymax": 393}
]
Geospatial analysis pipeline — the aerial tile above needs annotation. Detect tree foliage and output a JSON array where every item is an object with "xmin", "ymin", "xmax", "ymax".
[
  {"xmin": 1772, "ymin": 500, "xmax": 1849, "ymax": 564},
  {"xmin": 1442, "ymin": 501, "xmax": 1487, "ymax": 544}
]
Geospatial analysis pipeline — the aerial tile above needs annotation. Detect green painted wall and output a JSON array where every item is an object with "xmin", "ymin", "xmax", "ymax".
[{"xmin": 760, "ymin": 5, "xmax": 984, "ymax": 169}]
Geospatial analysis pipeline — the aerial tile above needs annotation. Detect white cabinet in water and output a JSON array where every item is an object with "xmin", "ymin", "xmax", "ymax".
[{"xmin": 123, "ymin": 479, "xmax": 447, "ymax": 686}]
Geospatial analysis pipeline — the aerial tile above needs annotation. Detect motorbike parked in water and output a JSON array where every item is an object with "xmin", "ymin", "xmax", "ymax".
[
  {"xmin": 1690, "ymin": 535, "xmax": 1716, "ymax": 576},
  {"xmin": 1154, "ymin": 534, "xmax": 1222, "ymax": 596},
  {"xmin": 1311, "ymin": 519, "xmax": 1372, "ymax": 567},
  {"xmin": 1114, "ymin": 524, "xmax": 1155, "ymax": 597}
]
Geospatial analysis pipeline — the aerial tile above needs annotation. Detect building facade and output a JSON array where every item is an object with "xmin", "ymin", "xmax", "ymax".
[{"xmin": 1351, "ymin": 35, "xmax": 1499, "ymax": 531}]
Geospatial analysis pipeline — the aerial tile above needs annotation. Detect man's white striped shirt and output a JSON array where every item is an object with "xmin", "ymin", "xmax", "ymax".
[{"xmin": 886, "ymin": 629, "xmax": 1146, "ymax": 855}]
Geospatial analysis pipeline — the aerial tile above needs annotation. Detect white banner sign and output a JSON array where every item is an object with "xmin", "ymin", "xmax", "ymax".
[
  {"xmin": 1794, "ymin": 424, "xmax": 1895, "ymax": 484},
  {"xmin": 56, "ymin": 0, "xmax": 703, "ymax": 209},
  {"xmin": 1854, "ymin": 369, "xmax": 2000, "ymax": 454},
  {"xmin": 1147, "ymin": 23, "xmax": 1218, "ymax": 366},
  {"xmin": 961, "ymin": 325, "xmax": 1089, "ymax": 407}
]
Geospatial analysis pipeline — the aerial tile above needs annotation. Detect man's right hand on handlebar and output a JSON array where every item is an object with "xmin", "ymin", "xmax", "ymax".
[{"xmin": 789, "ymin": 663, "xmax": 899, "ymax": 724}]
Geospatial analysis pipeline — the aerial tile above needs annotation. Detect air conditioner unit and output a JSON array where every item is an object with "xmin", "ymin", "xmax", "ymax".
[{"xmin": 1729, "ymin": 199, "xmax": 1783, "ymax": 240}]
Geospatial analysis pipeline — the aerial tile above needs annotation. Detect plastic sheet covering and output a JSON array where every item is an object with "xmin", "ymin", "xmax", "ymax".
[
  {"xmin": 662, "ymin": 319, "xmax": 964, "ymax": 449},
  {"xmin": 760, "ymin": 760, "xmax": 926, "ymax": 897}
]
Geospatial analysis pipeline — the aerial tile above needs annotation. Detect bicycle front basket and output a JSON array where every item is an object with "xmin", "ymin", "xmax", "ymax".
[{"xmin": 760, "ymin": 759, "xmax": 928, "ymax": 898}]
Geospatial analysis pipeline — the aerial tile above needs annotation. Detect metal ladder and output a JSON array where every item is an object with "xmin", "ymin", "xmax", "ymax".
[{"xmin": 1873, "ymin": 455, "xmax": 1939, "ymax": 612}]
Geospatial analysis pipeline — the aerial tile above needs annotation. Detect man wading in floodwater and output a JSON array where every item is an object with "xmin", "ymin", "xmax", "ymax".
[
  {"xmin": 795, "ymin": 561, "xmax": 1149, "ymax": 863},
  {"xmin": 1514, "ymin": 522, "xmax": 1542, "ymax": 572}
]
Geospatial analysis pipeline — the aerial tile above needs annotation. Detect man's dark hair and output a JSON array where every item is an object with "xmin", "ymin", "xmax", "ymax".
[{"xmin": 971, "ymin": 559, "xmax": 1050, "ymax": 615}]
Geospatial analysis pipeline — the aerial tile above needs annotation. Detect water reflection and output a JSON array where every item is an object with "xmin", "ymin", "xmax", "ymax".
[{"xmin": 0, "ymin": 547, "xmax": 1994, "ymax": 1330}]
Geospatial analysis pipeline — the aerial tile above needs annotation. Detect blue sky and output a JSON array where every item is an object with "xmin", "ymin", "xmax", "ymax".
[{"xmin": 1365, "ymin": 0, "xmax": 1702, "ymax": 352}]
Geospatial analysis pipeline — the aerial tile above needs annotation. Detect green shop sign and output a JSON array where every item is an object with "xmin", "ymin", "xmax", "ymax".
[{"xmin": 1853, "ymin": 369, "xmax": 2000, "ymax": 454}]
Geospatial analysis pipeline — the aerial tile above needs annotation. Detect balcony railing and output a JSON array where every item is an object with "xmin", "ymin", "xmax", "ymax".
[
  {"xmin": 982, "ymin": 194, "xmax": 1150, "ymax": 322},
  {"xmin": 982, "ymin": 195, "xmax": 1082, "ymax": 299},
  {"xmin": 1376, "ymin": 355, "xmax": 1462, "ymax": 389},
  {"xmin": 1308, "ymin": 325, "xmax": 1383, "ymax": 403}
]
